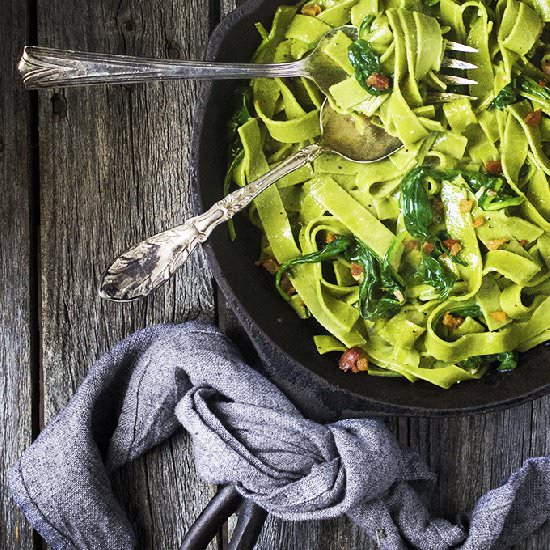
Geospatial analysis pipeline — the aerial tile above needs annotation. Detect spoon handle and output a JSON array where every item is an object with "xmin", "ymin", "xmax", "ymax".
[
  {"xmin": 100, "ymin": 144, "xmax": 323, "ymax": 302},
  {"xmin": 18, "ymin": 46, "xmax": 305, "ymax": 89}
]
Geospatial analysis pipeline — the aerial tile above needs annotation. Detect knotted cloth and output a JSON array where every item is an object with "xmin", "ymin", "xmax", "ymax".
[{"xmin": 8, "ymin": 323, "xmax": 550, "ymax": 549}]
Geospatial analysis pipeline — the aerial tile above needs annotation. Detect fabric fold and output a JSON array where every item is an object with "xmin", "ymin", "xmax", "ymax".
[{"xmin": 8, "ymin": 322, "xmax": 550, "ymax": 550}]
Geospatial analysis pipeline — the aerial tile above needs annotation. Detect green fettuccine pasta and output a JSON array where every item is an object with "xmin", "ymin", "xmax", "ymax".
[{"xmin": 225, "ymin": 0, "xmax": 550, "ymax": 388}]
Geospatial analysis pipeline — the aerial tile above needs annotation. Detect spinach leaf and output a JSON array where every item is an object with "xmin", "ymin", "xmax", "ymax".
[
  {"xmin": 442, "ymin": 170, "xmax": 523, "ymax": 210},
  {"xmin": 447, "ymin": 303, "xmax": 483, "ymax": 318},
  {"xmin": 400, "ymin": 167, "xmax": 461, "ymax": 298},
  {"xmin": 276, "ymin": 235, "xmax": 405, "ymax": 320},
  {"xmin": 400, "ymin": 167, "xmax": 434, "ymax": 241},
  {"xmin": 459, "ymin": 351, "xmax": 518, "ymax": 373},
  {"xmin": 518, "ymin": 77, "xmax": 550, "ymax": 101},
  {"xmin": 348, "ymin": 39, "xmax": 391, "ymax": 96},
  {"xmin": 275, "ymin": 235, "xmax": 354, "ymax": 298},
  {"xmin": 359, "ymin": 15, "xmax": 375, "ymax": 39},
  {"xmin": 227, "ymin": 86, "xmax": 252, "ymax": 145},
  {"xmin": 496, "ymin": 351, "xmax": 518, "ymax": 372},
  {"xmin": 347, "ymin": 239, "xmax": 405, "ymax": 320},
  {"xmin": 489, "ymin": 77, "xmax": 550, "ymax": 110},
  {"xmin": 450, "ymin": 170, "xmax": 505, "ymax": 192},
  {"xmin": 459, "ymin": 355, "xmax": 487, "ymax": 371},
  {"xmin": 489, "ymin": 81, "xmax": 520, "ymax": 110},
  {"xmin": 478, "ymin": 190, "xmax": 524, "ymax": 210},
  {"xmin": 439, "ymin": 170, "xmax": 523, "ymax": 210},
  {"xmin": 416, "ymin": 254, "xmax": 457, "ymax": 300}
]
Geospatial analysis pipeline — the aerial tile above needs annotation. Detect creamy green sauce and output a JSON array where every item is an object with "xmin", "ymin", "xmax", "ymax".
[{"xmin": 226, "ymin": 0, "xmax": 550, "ymax": 387}]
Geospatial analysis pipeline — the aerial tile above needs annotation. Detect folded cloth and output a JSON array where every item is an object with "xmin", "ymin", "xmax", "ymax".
[{"xmin": 8, "ymin": 322, "xmax": 550, "ymax": 549}]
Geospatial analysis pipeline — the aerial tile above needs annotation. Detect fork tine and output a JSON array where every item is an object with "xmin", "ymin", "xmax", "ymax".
[
  {"xmin": 445, "ymin": 41, "xmax": 478, "ymax": 53},
  {"xmin": 427, "ymin": 92, "xmax": 478, "ymax": 103},
  {"xmin": 438, "ymin": 74, "xmax": 478, "ymax": 86},
  {"xmin": 440, "ymin": 58, "xmax": 478, "ymax": 70}
]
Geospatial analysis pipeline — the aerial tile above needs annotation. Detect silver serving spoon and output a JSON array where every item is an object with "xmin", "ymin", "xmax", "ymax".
[
  {"xmin": 99, "ymin": 103, "xmax": 402, "ymax": 302},
  {"xmin": 18, "ymin": 27, "xmax": 477, "ymax": 93}
]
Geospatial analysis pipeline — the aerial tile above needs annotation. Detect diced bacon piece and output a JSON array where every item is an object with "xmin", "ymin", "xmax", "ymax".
[
  {"xmin": 325, "ymin": 232, "xmax": 337, "ymax": 243},
  {"xmin": 489, "ymin": 310, "xmax": 508, "ymax": 323},
  {"xmin": 473, "ymin": 216, "xmax": 486, "ymax": 228},
  {"xmin": 459, "ymin": 199, "xmax": 475, "ymax": 213},
  {"xmin": 486, "ymin": 238, "xmax": 510, "ymax": 251},
  {"xmin": 257, "ymin": 256, "xmax": 280, "ymax": 275},
  {"xmin": 422, "ymin": 242, "xmax": 435, "ymax": 255},
  {"xmin": 443, "ymin": 238, "xmax": 463, "ymax": 256},
  {"xmin": 301, "ymin": 3, "xmax": 322, "ymax": 16},
  {"xmin": 366, "ymin": 73, "xmax": 390, "ymax": 91},
  {"xmin": 339, "ymin": 347, "xmax": 369, "ymax": 373},
  {"xmin": 442, "ymin": 312, "xmax": 464, "ymax": 329},
  {"xmin": 485, "ymin": 160, "xmax": 502, "ymax": 175},
  {"xmin": 350, "ymin": 262, "xmax": 364, "ymax": 281},
  {"xmin": 524, "ymin": 109, "xmax": 542, "ymax": 127}
]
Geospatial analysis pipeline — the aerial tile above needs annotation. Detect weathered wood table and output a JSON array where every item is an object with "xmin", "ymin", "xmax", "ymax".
[{"xmin": 2, "ymin": 0, "xmax": 550, "ymax": 548}]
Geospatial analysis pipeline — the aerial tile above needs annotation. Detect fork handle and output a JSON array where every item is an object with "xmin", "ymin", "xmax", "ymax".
[{"xmin": 18, "ymin": 46, "xmax": 306, "ymax": 89}]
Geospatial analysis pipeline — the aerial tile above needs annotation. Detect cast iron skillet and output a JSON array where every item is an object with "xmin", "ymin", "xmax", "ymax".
[{"xmin": 190, "ymin": 0, "xmax": 550, "ymax": 417}]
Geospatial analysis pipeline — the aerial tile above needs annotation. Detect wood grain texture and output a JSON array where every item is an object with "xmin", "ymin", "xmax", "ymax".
[
  {"xmin": 0, "ymin": 0, "xmax": 35, "ymax": 548},
  {"xmin": 36, "ymin": 0, "xmax": 216, "ymax": 547}
]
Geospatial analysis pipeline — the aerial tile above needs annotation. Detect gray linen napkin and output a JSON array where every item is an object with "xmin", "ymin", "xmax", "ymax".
[{"xmin": 8, "ymin": 322, "xmax": 550, "ymax": 549}]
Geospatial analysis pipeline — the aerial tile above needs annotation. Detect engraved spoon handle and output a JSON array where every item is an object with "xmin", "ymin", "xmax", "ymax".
[
  {"xmin": 18, "ymin": 46, "xmax": 306, "ymax": 89},
  {"xmin": 100, "ymin": 143, "xmax": 324, "ymax": 302}
]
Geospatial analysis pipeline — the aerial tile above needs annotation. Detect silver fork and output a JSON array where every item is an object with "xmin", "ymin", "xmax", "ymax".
[{"xmin": 18, "ymin": 26, "xmax": 478, "ymax": 102}]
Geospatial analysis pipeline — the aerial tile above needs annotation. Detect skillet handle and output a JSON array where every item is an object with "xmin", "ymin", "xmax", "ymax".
[
  {"xmin": 228, "ymin": 499, "xmax": 268, "ymax": 550},
  {"xmin": 179, "ymin": 485, "xmax": 267, "ymax": 550},
  {"xmin": 179, "ymin": 486, "xmax": 241, "ymax": 550}
]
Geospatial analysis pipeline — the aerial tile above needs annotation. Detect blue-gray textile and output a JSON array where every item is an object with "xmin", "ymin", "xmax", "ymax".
[{"xmin": 8, "ymin": 323, "xmax": 550, "ymax": 549}]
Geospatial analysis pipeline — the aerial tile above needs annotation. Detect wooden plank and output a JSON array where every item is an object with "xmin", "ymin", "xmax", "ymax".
[
  {"xmin": 0, "ymin": 0, "xmax": 35, "ymax": 548},
  {"xmin": 36, "ymin": 0, "xmax": 217, "ymax": 547}
]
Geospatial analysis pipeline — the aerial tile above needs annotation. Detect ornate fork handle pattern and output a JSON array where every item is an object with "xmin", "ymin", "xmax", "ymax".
[
  {"xmin": 18, "ymin": 46, "xmax": 306, "ymax": 89},
  {"xmin": 100, "ymin": 144, "xmax": 324, "ymax": 302}
]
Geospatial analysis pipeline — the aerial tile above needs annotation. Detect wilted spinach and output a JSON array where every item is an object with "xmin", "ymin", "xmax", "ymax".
[
  {"xmin": 346, "ymin": 239, "xmax": 405, "ymax": 320},
  {"xmin": 401, "ymin": 166, "xmax": 522, "ymax": 228},
  {"xmin": 359, "ymin": 15, "xmax": 375, "ymax": 38},
  {"xmin": 460, "ymin": 351, "xmax": 518, "ymax": 373},
  {"xmin": 348, "ymin": 39, "xmax": 392, "ymax": 96},
  {"xmin": 448, "ymin": 169, "xmax": 523, "ymax": 210},
  {"xmin": 276, "ymin": 235, "xmax": 405, "ymax": 321},
  {"xmin": 446, "ymin": 303, "xmax": 483, "ymax": 319},
  {"xmin": 400, "ymin": 167, "xmax": 435, "ymax": 241},
  {"xmin": 400, "ymin": 167, "xmax": 460, "ymax": 298},
  {"xmin": 224, "ymin": 87, "xmax": 252, "ymax": 239},
  {"xmin": 490, "ymin": 76, "xmax": 550, "ymax": 110},
  {"xmin": 489, "ymin": 81, "xmax": 520, "ymax": 110},
  {"xmin": 416, "ymin": 254, "xmax": 457, "ymax": 300},
  {"xmin": 275, "ymin": 235, "xmax": 354, "ymax": 298}
]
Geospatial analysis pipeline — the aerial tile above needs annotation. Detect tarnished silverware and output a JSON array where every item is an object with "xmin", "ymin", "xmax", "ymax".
[
  {"xmin": 99, "ymin": 102, "xmax": 403, "ymax": 302},
  {"xmin": 19, "ymin": 28, "xmax": 477, "ymax": 98}
]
